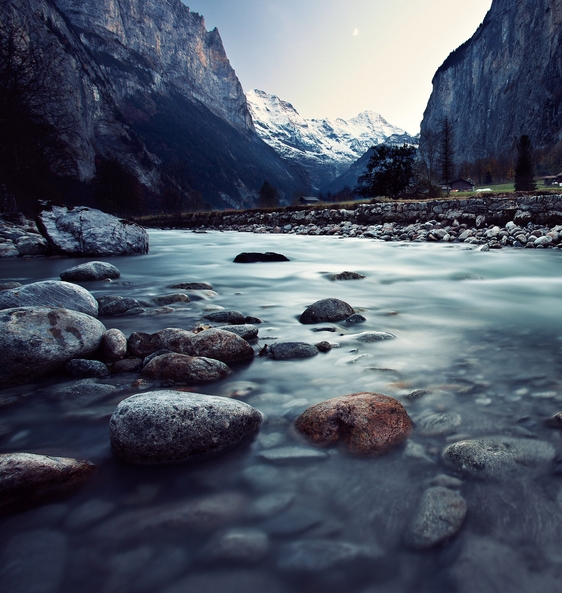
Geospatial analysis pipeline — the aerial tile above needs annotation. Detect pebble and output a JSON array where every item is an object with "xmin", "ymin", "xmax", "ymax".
[{"xmin": 258, "ymin": 446, "xmax": 330, "ymax": 464}]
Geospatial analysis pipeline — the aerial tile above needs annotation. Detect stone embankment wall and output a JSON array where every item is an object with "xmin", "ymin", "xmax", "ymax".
[{"xmin": 177, "ymin": 195, "xmax": 562, "ymax": 230}]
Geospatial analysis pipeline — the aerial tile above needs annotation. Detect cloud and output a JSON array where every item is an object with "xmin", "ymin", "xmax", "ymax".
[{"xmin": 353, "ymin": 28, "xmax": 359, "ymax": 36}]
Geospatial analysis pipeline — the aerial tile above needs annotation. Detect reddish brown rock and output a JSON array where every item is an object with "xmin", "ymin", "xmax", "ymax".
[{"xmin": 294, "ymin": 392, "xmax": 412, "ymax": 456}]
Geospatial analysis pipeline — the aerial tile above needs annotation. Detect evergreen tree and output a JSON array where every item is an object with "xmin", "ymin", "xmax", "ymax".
[
  {"xmin": 355, "ymin": 144, "xmax": 416, "ymax": 199},
  {"xmin": 257, "ymin": 181, "xmax": 280, "ymax": 208},
  {"xmin": 514, "ymin": 135, "xmax": 537, "ymax": 191},
  {"xmin": 438, "ymin": 117, "xmax": 455, "ymax": 195}
]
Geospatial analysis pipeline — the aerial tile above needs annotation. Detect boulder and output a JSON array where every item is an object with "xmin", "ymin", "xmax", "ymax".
[
  {"xmin": 295, "ymin": 392, "xmax": 412, "ymax": 456},
  {"xmin": 60, "ymin": 261, "xmax": 121, "ymax": 281},
  {"xmin": 219, "ymin": 325, "xmax": 259, "ymax": 341},
  {"xmin": 199, "ymin": 528, "xmax": 270, "ymax": 564},
  {"xmin": 65, "ymin": 359, "xmax": 110, "ymax": 378},
  {"xmin": 233, "ymin": 252, "xmax": 289, "ymax": 263},
  {"xmin": 0, "ymin": 307, "xmax": 106, "ymax": 388},
  {"xmin": 152, "ymin": 328, "xmax": 197, "ymax": 354},
  {"xmin": 101, "ymin": 328, "xmax": 128, "ymax": 362},
  {"xmin": 328, "ymin": 271, "xmax": 365, "ymax": 281},
  {"xmin": 141, "ymin": 353, "xmax": 231, "ymax": 384},
  {"xmin": 353, "ymin": 331, "xmax": 396, "ymax": 342},
  {"xmin": 442, "ymin": 437, "xmax": 555, "ymax": 479},
  {"xmin": 190, "ymin": 328, "xmax": 255, "ymax": 363},
  {"xmin": 37, "ymin": 204, "xmax": 149, "ymax": 256},
  {"xmin": 110, "ymin": 391, "xmax": 263, "ymax": 464},
  {"xmin": 203, "ymin": 310, "xmax": 246, "ymax": 325},
  {"xmin": 404, "ymin": 487, "xmax": 467, "ymax": 549},
  {"xmin": 152, "ymin": 293, "xmax": 190, "ymax": 306},
  {"xmin": 0, "ymin": 453, "xmax": 96, "ymax": 513},
  {"xmin": 267, "ymin": 342, "xmax": 319, "ymax": 360},
  {"xmin": 14, "ymin": 234, "xmax": 50, "ymax": 255},
  {"xmin": 97, "ymin": 295, "xmax": 142, "ymax": 316},
  {"xmin": 170, "ymin": 282, "xmax": 213, "ymax": 290},
  {"xmin": 0, "ymin": 281, "xmax": 98, "ymax": 317},
  {"xmin": 300, "ymin": 298, "xmax": 355, "ymax": 324}
]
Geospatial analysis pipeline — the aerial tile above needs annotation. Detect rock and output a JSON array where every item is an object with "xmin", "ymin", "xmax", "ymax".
[
  {"xmin": 219, "ymin": 324, "xmax": 259, "ymax": 341},
  {"xmin": 60, "ymin": 261, "xmax": 121, "ymax": 281},
  {"xmin": 0, "ymin": 453, "xmax": 96, "ymax": 513},
  {"xmin": 161, "ymin": 570, "xmax": 288, "ymax": 593},
  {"xmin": 128, "ymin": 332, "xmax": 157, "ymax": 358},
  {"xmin": 406, "ymin": 389, "xmax": 431, "ymax": 400},
  {"xmin": 96, "ymin": 493, "xmax": 248, "ymax": 540},
  {"xmin": 0, "ymin": 529, "xmax": 67, "ymax": 593},
  {"xmin": 152, "ymin": 293, "xmax": 190, "ymax": 306},
  {"xmin": 416, "ymin": 412, "xmax": 462, "ymax": 436},
  {"xmin": 404, "ymin": 487, "xmax": 467, "ymax": 549},
  {"xmin": 65, "ymin": 359, "xmax": 110, "ymax": 378},
  {"xmin": 189, "ymin": 328, "xmax": 255, "ymax": 362},
  {"xmin": 233, "ymin": 252, "xmax": 290, "ymax": 263},
  {"xmin": 353, "ymin": 331, "xmax": 396, "ymax": 342},
  {"xmin": 0, "ymin": 243, "xmax": 19, "ymax": 257},
  {"xmin": 0, "ymin": 307, "xmax": 106, "ymax": 388},
  {"xmin": 267, "ymin": 342, "xmax": 319, "ymax": 360},
  {"xmin": 295, "ymin": 392, "xmax": 412, "ymax": 456},
  {"xmin": 14, "ymin": 234, "xmax": 50, "ymax": 255},
  {"xmin": 345, "ymin": 314, "xmax": 366, "ymax": 324},
  {"xmin": 97, "ymin": 295, "xmax": 143, "ymax": 316},
  {"xmin": 110, "ymin": 391, "xmax": 263, "ymax": 464},
  {"xmin": 101, "ymin": 328, "xmax": 128, "ymax": 362},
  {"xmin": 170, "ymin": 282, "xmax": 213, "ymax": 290},
  {"xmin": 151, "ymin": 328, "xmax": 196, "ymax": 354},
  {"xmin": 315, "ymin": 341, "xmax": 332, "ymax": 352},
  {"xmin": 37, "ymin": 204, "xmax": 149, "ymax": 256},
  {"xmin": 0, "ymin": 280, "xmax": 98, "ymax": 317},
  {"xmin": 199, "ymin": 528, "xmax": 270, "ymax": 564},
  {"xmin": 246, "ymin": 493, "xmax": 295, "ymax": 520},
  {"xmin": 300, "ymin": 298, "xmax": 355, "ymax": 324},
  {"xmin": 141, "ymin": 353, "xmax": 231, "ymax": 384},
  {"xmin": 52, "ymin": 380, "xmax": 118, "ymax": 409},
  {"xmin": 442, "ymin": 437, "xmax": 555, "ymax": 479},
  {"xmin": 277, "ymin": 539, "xmax": 383, "ymax": 573},
  {"xmin": 203, "ymin": 310, "xmax": 246, "ymax": 324},
  {"xmin": 258, "ymin": 446, "xmax": 329, "ymax": 463},
  {"xmin": 261, "ymin": 507, "xmax": 325, "ymax": 536},
  {"xmin": 111, "ymin": 358, "xmax": 143, "ymax": 374},
  {"xmin": 329, "ymin": 271, "xmax": 366, "ymax": 281}
]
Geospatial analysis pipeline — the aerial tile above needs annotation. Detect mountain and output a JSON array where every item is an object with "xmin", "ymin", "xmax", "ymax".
[
  {"xmin": 1, "ymin": 0, "xmax": 306, "ymax": 211},
  {"xmin": 247, "ymin": 89, "xmax": 416, "ymax": 190},
  {"xmin": 420, "ymin": 0, "xmax": 562, "ymax": 165}
]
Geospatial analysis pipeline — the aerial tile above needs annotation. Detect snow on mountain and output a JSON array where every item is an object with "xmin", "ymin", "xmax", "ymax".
[{"xmin": 246, "ymin": 89, "xmax": 415, "ymax": 189}]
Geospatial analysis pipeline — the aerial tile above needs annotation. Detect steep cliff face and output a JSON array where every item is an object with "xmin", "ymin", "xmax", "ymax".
[
  {"xmin": 420, "ymin": 0, "xmax": 562, "ymax": 164},
  {"xmin": 3, "ymin": 0, "xmax": 304, "ymax": 209}
]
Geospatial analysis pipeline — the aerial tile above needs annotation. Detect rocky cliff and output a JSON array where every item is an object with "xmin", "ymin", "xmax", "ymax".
[
  {"xmin": 2, "ymin": 0, "xmax": 305, "ymax": 210},
  {"xmin": 420, "ymin": 0, "xmax": 562, "ymax": 165},
  {"xmin": 247, "ymin": 89, "xmax": 415, "ymax": 190}
]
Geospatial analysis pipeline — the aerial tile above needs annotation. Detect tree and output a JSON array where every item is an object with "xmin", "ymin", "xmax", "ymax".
[
  {"xmin": 257, "ymin": 181, "xmax": 280, "ymax": 208},
  {"xmin": 419, "ymin": 128, "xmax": 440, "ymax": 185},
  {"xmin": 355, "ymin": 144, "xmax": 416, "ymax": 199},
  {"xmin": 514, "ymin": 135, "xmax": 537, "ymax": 191},
  {"xmin": 438, "ymin": 117, "xmax": 455, "ymax": 195}
]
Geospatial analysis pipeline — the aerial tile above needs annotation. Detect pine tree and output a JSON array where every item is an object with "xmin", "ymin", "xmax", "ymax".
[
  {"xmin": 514, "ymin": 135, "xmax": 537, "ymax": 192},
  {"xmin": 258, "ymin": 181, "xmax": 280, "ymax": 208}
]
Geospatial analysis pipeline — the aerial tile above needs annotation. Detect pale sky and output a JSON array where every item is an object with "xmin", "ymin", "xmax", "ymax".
[{"xmin": 183, "ymin": 1, "xmax": 492, "ymax": 135}]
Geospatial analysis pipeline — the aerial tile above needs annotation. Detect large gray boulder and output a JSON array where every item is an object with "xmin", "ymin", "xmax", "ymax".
[
  {"xmin": 0, "ymin": 307, "xmax": 106, "ymax": 387},
  {"xmin": 189, "ymin": 328, "xmax": 255, "ymax": 363},
  {"xmin": 141, "ymin": 353, "xmax": 231, "ymax": 384},
  {"xmin": 110, "ymin": 391, "xmax": 263, "ymax": 464},
  {"xmin": 0, "ymin": 281, "xmax": 98, "ymax": 317},
  {"xmin": 37, "ymin": 204, "xmax": 149, "ymax": 256}
]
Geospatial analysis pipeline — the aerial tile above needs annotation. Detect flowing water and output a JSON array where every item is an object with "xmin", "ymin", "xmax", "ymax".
[{"xmin": 1, "ymin": 230, "xmax": 562, "ymax": 593}]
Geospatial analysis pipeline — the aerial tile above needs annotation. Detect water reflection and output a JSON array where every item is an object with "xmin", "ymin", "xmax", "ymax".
[{"xmin": 1, "ymin": 231, "xmax": 562, "ymax": 593}]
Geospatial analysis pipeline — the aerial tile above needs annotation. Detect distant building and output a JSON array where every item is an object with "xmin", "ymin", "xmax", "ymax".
[
  {"xmin": 544, "ymin": 172, "xmax": 562, "ymax": 186},
  {"xmin": 449, "ymin": 179, "xmax": 475, "ymax": 192},
  {"xmin": 298, "ymin": 196, "xmax": 320, "ymax": 205}
]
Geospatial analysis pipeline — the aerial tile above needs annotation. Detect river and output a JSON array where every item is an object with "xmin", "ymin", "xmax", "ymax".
[{"xmin": 1, "ymin": 230, "xmax": 562, "ymax": 593}]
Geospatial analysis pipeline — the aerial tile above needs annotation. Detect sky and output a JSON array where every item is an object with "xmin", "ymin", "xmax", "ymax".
[{"xmin": 182, "ymin": 0, "xmax": 492, "ymax": 135}]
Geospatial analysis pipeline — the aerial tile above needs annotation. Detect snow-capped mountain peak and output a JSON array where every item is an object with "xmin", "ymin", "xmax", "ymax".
[{"xmin": 246, "ymin": 89, "xmax": 415, "ymax": 189}]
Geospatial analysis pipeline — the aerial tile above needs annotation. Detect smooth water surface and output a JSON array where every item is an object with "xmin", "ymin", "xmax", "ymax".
[{"xmin": 1, "ymin": 231, "xmax": 562, "ymax": 593}]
